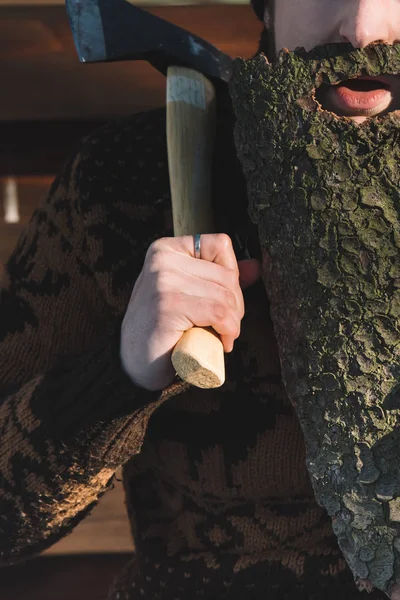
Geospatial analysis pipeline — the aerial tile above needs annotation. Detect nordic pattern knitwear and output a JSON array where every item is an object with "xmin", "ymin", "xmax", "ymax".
[{"xmin": 0, "ymin": 106, "xmax": 386, "ymax": 599}]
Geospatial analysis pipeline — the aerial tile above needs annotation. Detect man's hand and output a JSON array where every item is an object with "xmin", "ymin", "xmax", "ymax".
[{"xmin": 120, "ymin": 233, "xmax": 261, "ymax": 391}]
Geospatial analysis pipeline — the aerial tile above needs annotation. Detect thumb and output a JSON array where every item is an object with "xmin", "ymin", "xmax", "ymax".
[{"xmin": 238, "ymin": 259, "xmax": 262, "ymax": 290}]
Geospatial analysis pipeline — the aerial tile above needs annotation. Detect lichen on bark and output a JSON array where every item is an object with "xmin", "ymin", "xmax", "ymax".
[{"xmin": 229, "ymin": 43, "xmax": 400, "ymax": 595}]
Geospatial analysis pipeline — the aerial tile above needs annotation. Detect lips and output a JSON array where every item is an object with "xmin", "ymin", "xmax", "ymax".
[{"xmin": 327, "ymin": 75, "xmax": 393, "ymax": 116}]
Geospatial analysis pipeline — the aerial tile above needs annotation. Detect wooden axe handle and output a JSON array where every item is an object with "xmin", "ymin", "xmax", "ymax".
[{"xmin": 166, "ymin": 66, "xmax": 225, "ymax": 388}]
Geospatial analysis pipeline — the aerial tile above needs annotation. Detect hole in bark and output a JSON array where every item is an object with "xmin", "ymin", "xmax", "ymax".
[{"xmin": 313, "ymin": 76, "xmax": 400, "ymax": 120}]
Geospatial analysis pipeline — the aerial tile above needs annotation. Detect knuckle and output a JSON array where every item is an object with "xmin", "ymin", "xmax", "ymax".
[
  {"xmin": 212, "ymin": 301, "xmax": 228, "ymax": 322},
  {"xmin": 149, "ymin": 236, "xmax": 169, "ymax": 253},
  {"xmin": 147, "ymin": 237, "xmax": 170, "ymax": 262},
  {"xmin": 215, "ymin": 232, "xmax": 233, "ymax": 251},
  {"xmin": 211, "ymin": 303, "xmax": 237, "ymax": 336},
  {"xmin": 223, "ymin": 289, "xmax": 237, "ymax": 309},
  {"xmin": 147, "ymin": 239, "xmax": 162, "ymax": 259},
  {"xmin": 148, "ymin": 248, "xmax": 170, "ymax": 273}
]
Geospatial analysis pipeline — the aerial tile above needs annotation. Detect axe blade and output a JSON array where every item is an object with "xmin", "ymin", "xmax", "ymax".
[{"xmin": 66, "ymin": 0, "xmax": 232, "ymax": 83}]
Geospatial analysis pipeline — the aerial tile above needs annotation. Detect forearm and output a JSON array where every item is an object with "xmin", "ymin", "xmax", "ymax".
[{"xmin": 0, "ymin": 321, "xmax": 186, "ymax": 566}]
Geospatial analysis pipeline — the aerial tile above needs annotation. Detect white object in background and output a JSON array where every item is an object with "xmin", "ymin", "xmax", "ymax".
[{"xmin": 3, "ymin": 177, "xmax": 20, "ymax": 223}]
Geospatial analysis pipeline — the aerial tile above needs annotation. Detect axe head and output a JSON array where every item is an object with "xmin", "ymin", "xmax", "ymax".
[{"xmin": 66, "ymin": 0, "xmax": 233, "ymax": 85}]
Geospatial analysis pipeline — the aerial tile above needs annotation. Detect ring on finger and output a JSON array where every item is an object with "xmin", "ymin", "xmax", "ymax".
[{"xmin": 194, "ymin": 233, "xmax": 201, "ymax": 259}]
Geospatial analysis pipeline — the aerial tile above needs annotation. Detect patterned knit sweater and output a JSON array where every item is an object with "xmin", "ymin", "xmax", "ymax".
[{"xmin": 0, "ymin": 104, "xmax": 386, "ymax": 599}]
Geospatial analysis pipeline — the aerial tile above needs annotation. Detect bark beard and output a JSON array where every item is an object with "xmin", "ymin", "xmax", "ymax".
[{"xmin": 230, "ymin": 43, "xmax": 400, "ymax": 595}]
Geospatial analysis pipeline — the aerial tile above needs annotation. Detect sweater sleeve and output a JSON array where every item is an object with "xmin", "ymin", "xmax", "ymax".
[{"xmin": 0, "ymin": 119, "xmax": 188, "ymax": 566}]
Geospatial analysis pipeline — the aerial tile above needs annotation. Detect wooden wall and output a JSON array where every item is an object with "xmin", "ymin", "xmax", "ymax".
[
  {"xmin": 0, "ymin": 3, "xmax": 261, "ymax": 271},
  {"xmin": 0, "ymin": 4, "xmax": 259, "ymax": 121}
]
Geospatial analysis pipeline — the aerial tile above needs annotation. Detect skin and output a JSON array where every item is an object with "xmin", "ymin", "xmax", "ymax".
[
  {"xmin": 121, "ymin": 235, "xmax": 261, "ymax": 391},
  {"xmin": 268, "ymin": 0, "xmax": 400, "ymax": 123}
]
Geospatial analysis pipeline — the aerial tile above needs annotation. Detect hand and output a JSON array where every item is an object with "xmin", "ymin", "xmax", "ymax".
[{"xmin": 120, "ymin": 233, "xmax": 261, "ymax": 391}]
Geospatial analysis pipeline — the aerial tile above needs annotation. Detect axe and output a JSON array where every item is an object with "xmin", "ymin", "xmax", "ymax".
[{"xmin": 66, "ymin": 0, "xmax": 234, "ymax": 389}]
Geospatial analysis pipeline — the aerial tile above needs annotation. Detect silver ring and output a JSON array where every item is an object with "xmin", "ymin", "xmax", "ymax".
[{"xmin": 194, "ymin": 233, "xmax": 201, "ymax": 259}]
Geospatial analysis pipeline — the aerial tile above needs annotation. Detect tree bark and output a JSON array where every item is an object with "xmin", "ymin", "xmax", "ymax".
[{"xmin": 230, "ymin": 43, "xmax": 400, "ymax": 595}]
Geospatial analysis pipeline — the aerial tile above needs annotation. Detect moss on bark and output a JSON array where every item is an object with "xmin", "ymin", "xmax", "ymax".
[{"xmin": 230, "ymin": 43, "xmax": 400, "ymax": 595}]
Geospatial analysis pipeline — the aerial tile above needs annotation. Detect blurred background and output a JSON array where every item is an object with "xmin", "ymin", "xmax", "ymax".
[{"xmin": 0, "ymin": 1, "xmax": 260, "ymax": 597}]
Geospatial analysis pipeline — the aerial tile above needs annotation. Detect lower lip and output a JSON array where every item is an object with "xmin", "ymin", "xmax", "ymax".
[{"xmin": 329, "ymin": 84, "xmax": 392, "ymax": 114}]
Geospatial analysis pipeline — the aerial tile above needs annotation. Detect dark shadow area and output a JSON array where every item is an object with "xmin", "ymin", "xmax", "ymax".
[{"xmin": 1, "ymin": 553, "xmax": 132, "ymax": 600}]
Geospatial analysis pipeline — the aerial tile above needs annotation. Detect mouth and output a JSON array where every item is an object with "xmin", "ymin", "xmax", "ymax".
[{"xmin": 318, "ymin": 75, "xmax": 394, "ymax": 118}]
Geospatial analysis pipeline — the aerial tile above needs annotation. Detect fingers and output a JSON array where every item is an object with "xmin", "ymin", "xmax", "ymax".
[
  {"xmin": 160, "ymin": 290, "xmax": 241, "ymax": 353},
  {"xmin": 122, "ymin": 233, "xmax": 256, "ymax": 390},
  {"xmin": 152, "ymin": 233, "xmax": 239, "ymax": 272},
  {"xmin": 149, "ymin": 233, "xmax": 244, "ymax": 314},
  {"xmin": 144, "ymin": 234, "xmax": 261, "ymax": 354},
  {"xmin": 168, "ymin": 255, "xmax": 244, "ymax": 316}
]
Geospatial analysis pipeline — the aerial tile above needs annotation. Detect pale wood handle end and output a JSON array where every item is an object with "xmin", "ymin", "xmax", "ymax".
[{"xmin": 171, "ymin": 327, "xmax": 225, "ymax": 389}]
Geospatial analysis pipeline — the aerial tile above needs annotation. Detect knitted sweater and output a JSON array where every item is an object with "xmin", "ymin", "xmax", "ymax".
[{"xmin": 0, "ymin": 105, "xmax": 385, "ymax": 599}]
